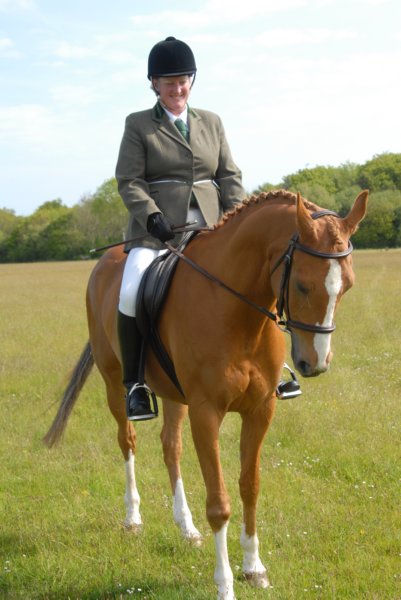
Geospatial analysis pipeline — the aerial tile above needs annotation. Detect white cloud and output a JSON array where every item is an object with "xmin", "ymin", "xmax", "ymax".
[
  {"xmin": 54, "ymin": 37, "xmax": 137, "ymax": 66},
  {"xmin": 130, "ymin": 11, "xmax": 211, "ymax": 29},
  {"xmin": 1, "ymin": 0, "xmax": 400, "ymax": 214},
  {"xmin": 130, "ymin": 0, "xmax": 307, "ymax": 29},
  {"xmin": 0, "ymin": 37, "xmax": 22, "ymax": 58},
  {"xmin": 49, "ymin": 84, "xmax": 100, "ymax": 107},
  {"xmin": 0, "ymin": 0, "xmax": 35, "ymax": 11},
  {"xmin": 254, "ymin": 27, "xmax": 357, "ymax": 47},
  {"xmin": 204, "ymin": 0, "xmax": 307, "ymax": 19},
  {"xmin": 0, "ymin": 105, "xmax": 56, "ymax": 146},
  {"xmin": 55, "ymin": 42, "xmax": 95, "ymax": 60},
  {"xmin": 0, "ymin": 37, "xmax": 13, "ymax": 48}
]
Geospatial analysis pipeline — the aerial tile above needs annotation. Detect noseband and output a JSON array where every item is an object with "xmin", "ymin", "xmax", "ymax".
[{"xmin": 271, "ymin": 210, "xmax": 353, "ymax": 334}]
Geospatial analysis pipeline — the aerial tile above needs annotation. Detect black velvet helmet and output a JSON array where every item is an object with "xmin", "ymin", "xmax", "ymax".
[{"xmin": 147, "ymin": 36, "xmax": 197, "ymax": 79}]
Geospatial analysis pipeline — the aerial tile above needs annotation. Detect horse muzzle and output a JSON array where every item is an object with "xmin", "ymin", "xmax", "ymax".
[{"xmin": 291, "ymin": 335, "xmax": 333, "ymax": 377}]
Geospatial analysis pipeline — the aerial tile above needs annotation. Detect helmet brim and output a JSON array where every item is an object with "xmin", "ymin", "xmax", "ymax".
[{"xmin": 148, "ymin": 69, "xmax": 197, "ymax": 80}]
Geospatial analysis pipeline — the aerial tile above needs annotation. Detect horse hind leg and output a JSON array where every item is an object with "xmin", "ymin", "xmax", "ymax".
[
  {"xmin": 124, "ymin": 448, "xmax": 142, "ymax": 530},
  {"xmin": 112, "ymin": 388, "xmax": 142, "ymax": 530},
  {"xmin": 101, "ymin": 361, "xmax": 142, "ymax": 530},
  {"xmin": 161, "ymin": 399, "xmax": 202, "ymax": 545}
]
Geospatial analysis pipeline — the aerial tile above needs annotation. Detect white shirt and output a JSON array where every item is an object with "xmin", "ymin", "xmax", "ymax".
[{"xmin": 162, "ymin": 105, "xmax": 188, "ymax": 126}]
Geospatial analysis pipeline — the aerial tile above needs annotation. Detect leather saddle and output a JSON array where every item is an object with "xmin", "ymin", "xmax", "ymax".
[{"xmin": 135, "ymin": 232, "xmax": 197, "ymax": 397}]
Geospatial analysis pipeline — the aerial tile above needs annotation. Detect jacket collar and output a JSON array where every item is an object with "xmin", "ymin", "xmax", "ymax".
[
  {"xmin": 153, "ymin": 102, "xmax": 200, "ymax": 121},
  {"xmin": 151, "ymin": 102, "xmax": 202, "ymax": 148},
  {"xmin": 153, "ymin": 101, "xmax": 164, "ymax": 120}
]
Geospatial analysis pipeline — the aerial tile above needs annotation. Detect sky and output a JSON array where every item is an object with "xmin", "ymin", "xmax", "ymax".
[{"xmin": 0, "ymin": 0, "xmax": 400, "ymax": 216}]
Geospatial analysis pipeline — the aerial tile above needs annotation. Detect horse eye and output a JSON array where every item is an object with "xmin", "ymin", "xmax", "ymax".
[{"xmin": 296, "ymin": 281, "xmax": 309, "ymax": 295}]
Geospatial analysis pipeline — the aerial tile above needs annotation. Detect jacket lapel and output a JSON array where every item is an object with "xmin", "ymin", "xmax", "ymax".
[
  {"xmin": 151, "ymin": 102, "xmax": 191, "ymax": 148},
  {"xmin": 188, "ymin": 106, "xmax": 203, "ymax": 145}
]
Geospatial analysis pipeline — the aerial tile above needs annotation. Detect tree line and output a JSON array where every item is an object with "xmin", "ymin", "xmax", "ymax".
[{"xmin": 1, "ymin": 152, "xmax": 400, "ymax": 263}]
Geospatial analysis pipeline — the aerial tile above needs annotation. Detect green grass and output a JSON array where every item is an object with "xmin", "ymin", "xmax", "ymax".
[{"xmin": 0, "ymin": 252, "xmax": 400, "ymax": 599}]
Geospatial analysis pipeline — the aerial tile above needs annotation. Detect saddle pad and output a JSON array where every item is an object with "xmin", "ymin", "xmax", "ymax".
[{"xmin": 135, "ymin": 232, "xmax": 197, "ymax": 396}]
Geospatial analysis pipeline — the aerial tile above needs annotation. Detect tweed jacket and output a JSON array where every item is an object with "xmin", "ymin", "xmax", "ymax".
[{"xmin": 115, "ymin": 103, "xmax": 246, "ymax": 250}]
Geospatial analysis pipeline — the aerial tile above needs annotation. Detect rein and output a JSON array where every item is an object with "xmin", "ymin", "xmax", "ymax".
[
  {"xmin": 164, "ymin": 242, "xmax": 278, "ymax": 322},
  {"xmin": 165, "ymin": 209, "xmax": 353, "ymax": 335}
]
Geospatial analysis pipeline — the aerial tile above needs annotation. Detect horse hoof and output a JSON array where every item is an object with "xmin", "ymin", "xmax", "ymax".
[
  {"xmin": 217, "ymin": 586, "xmax": 236, "ymax": 600},
  {"xmin": 185, "ymin": 530, "xmax": 203, "ymax": 547},
  {"xmin": 243, "ymin": 569, "xmax": 270, "ymax": 588},
  {"xmin": 124, "ymin": 521, "xmax": 143, "ymax": 534},
  {"xmin": 177, "ymin": 520, "xmax": 203, "ymax": 546}
]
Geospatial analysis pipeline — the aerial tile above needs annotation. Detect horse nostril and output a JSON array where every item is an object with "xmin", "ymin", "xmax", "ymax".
[{"xmin": 298, "ymin": 360, "xmax": 311, "ymax": 376}]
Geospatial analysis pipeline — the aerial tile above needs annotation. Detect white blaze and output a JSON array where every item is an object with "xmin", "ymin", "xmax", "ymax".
[{"xmin": 313, "ymin": 259, "xmax": 342, "ymax": 369}]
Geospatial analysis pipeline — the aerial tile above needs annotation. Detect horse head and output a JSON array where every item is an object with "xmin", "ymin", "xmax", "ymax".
[{"xmin": 280, "ymin": 190, "xmax": 368, "ymax": 377}]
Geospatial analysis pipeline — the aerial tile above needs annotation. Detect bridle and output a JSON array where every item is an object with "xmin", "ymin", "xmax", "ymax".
[
  {"xmin": 165, "ymin": 210, "xmax": 353, "ymax": 335},
  {"xmin": 271, "ymin": 210, "xmax": 353, "ymax": 334}
]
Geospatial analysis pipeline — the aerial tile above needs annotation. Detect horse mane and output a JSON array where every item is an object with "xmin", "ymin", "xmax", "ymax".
[
  {"xmin": 214, "ymin": 188, "xmax": 344, "ymax": 245},
  {"xmin": 214, "ymin": 189, "xmax": 319, "ymax": 230}
]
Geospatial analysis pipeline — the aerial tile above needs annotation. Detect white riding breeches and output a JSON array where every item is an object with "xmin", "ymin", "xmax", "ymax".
[
  {"xmin": 119, "ymin": 247, "xmax": 167, "ymax": 317},
  {"xmin": 118, "ymin": 207, "xmax": 206, "ymax": 317}
]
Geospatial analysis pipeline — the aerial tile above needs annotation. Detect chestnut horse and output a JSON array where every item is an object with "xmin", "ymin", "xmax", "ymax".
[{"xmin": 44, "ymin": 189, "xmax": 368, "ymax": 600}]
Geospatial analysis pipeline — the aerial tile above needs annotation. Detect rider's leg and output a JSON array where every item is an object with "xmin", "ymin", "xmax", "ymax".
[
  {"xmin": 118, "ymin": 247, "xmax": 165, "ymax": 421},
  {"xmin": 117, "ymin": 310, "xmax": 157, "ymax": 420}
]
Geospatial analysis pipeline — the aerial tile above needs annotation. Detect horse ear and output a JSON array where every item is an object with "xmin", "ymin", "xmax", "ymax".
[
  {"xmin": 296, "ymin": 192, "xmax": 317, "ymax": 242},
  {"xmin": 341, "ymin": 190, "xmax": 369, "ymax": 235}
]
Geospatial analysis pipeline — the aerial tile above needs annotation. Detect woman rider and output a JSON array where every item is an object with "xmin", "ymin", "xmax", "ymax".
[
  {"xmin": 115, "ymin": 36, "xmax": 300, "ymax": 422},
  {"xmin": 115, "ymin": 36, "xmax": 246, "ymax": 421}
]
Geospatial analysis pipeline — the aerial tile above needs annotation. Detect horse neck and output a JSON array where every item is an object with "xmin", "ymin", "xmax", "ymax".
[{"xmin": 199, "ymin": 200, "xmax": 296, "ymax": 306}]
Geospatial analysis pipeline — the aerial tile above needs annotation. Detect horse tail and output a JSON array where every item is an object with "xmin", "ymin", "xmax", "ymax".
[{"xmin": 43, "ymin": 341, "xmax": 94, "ymax": 447}]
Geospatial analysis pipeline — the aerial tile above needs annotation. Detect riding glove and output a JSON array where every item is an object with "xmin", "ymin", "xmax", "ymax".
[{"xmin": 147, "ymin": 212, "xmax": 175, "ymax": 242}]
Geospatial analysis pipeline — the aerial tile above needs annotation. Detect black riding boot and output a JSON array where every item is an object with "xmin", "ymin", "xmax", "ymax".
[{"xmin": 117, "ymin": 310, "xmax": 157, "ymax": 421}]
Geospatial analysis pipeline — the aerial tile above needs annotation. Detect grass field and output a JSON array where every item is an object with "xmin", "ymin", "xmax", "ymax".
[{"xmin": 0, "ymin": 251, "xmax": 400, "ymax": 600}]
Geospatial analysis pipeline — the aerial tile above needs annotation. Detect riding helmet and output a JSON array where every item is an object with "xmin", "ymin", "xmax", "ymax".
[{"xmin": 147, "ymin": 36, "xmax": 197, "ymax": 79}]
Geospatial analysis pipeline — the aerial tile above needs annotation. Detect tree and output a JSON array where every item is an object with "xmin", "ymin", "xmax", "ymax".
[
  {"xmin": 0, "ymin": 199, "xmax": 70, "ymax": 262},
  {"xmin": 73, "ymin": 178, "xmax": 127, "ymax": 252},
  {"xmin": 357, "ymin": 153, "xmax": 401, "ymax": 192},
  {"xmin": 0, "ymin": 208, "xmax": 19, "ymax": 243},
  {"xmin": 282, "ymin": 165, "xmax": 339, "ymax": 195},
  {"xmin": 252, "ymin": 182, "xmax": 277, "ymax": 194},
  {"xmin": 352, "ymin": 191, "xmax": 401, "ymax": 248},
  {"xmin": 36, "ymin": 212, "xmax": 87, "ymax": 260},
  {"xmin": 287, "ymin": 182, "xmax": 336, "ymax": 210},
  {"xmin": 2, "ymin": 154, "xmax": 401, "ymax": 261}
]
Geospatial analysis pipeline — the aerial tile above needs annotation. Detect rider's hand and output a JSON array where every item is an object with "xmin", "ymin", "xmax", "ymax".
[{"xmin": 147, "ymin": 212, "xmax": 175, "ymax": 242}]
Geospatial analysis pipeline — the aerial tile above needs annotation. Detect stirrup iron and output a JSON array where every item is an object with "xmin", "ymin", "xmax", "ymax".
[
  {"xmin": 276, "ymin": 363, "xmax": 302, "ymax": 400},
  {"xmin": 126, "ymin": 383, "xmax": 159, "ymax": 421}
]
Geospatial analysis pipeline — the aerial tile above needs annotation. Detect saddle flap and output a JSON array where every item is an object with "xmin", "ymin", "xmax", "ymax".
[{"xmin": 135, "ymin": 232, "xmax": 197, "ymax": 396}]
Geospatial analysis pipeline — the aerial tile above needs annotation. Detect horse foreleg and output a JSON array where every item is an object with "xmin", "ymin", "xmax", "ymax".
[
  {"xmin": 215, "ymin": 522, "xmax": 236, "ymax": 600},
  {"xmin": 239, "ymin": 402, "xmax": 275, "ymax": 588},
  {"xmin": 161, "ymin": 399, "xmax": 202, "ymax": 544},
  {"xmin": 189, "ymin": 402, "xmax": 235, "ymax": 600}
]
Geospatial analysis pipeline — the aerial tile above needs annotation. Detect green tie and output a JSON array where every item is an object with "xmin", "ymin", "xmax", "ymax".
[{"xmin": 175, "ymin": 118, "xmax": 189, "ymax": 141}]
